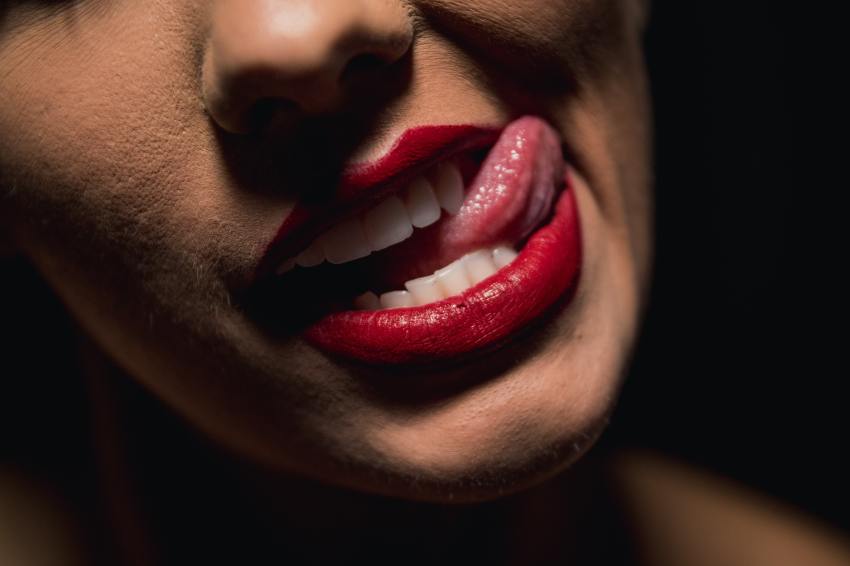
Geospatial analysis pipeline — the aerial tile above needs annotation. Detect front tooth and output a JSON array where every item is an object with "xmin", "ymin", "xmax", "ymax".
[
  {"xmin": 321, "ymin": 218, "xmax": 371, "ymax": 264},
  {"xmin": 362, "ymin": 196, "xmax": 414, "ymax": 252},
  {"xmin": 492, "ymin": 246, "xmax": 518, "ymax": 269},
  {"xmin": 432, "ymin": 161, "xmax": 464, "ymax": 215},
  {"xmin": 435, "ymin": 258, "xmax": 472, "ymax": 297},
  {"xmin": 404, "ymin": 274, "xmax": 445, "ymax": 306},
  {"xmin": 295, "ymin": 239, "xmax": 325, "ymax": 267},
  {"xmin": 463, "ymin": 250, "xmax": 498, "ymax": 285},
  {"xmin": 380, "ymin": 290, "xmax": 414, "ymax": 309},
  {"xmin": 403, "ymin": 177, "xmax": 442, "ymax": 228},
  {"xmin": 354, "ymin": 291, "xmax": 381, "ymax": 311}
]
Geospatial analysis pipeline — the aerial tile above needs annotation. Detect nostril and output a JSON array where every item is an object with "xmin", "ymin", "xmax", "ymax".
[
  {"xmin": 246, "ymin": 98, "xmax": 277, "ymax": 132},
  {"xmin": 342, "ymin": 52, "xmax": 388, "ymax": 80},
  {"xmin": 243, "ymin": 97, "xmax": 298, "ymax": 133}
]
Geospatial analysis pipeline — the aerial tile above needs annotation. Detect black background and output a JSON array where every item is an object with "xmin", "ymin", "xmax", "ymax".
[
  {"xmin": 3, "ymin": 0, "xmax": 835, "ymax": 544},
  {"xmin": 603, "ymin": 0, "xmax": 843, "ymax": 530}
]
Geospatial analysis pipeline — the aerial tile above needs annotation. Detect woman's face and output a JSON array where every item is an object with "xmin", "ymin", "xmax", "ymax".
[{"xmin": 0, "ymin": 0, "xmax": 652, "ymax": 500}]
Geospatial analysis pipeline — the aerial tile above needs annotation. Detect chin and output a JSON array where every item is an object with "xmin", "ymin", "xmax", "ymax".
[{"xmin": 360, "ymin": 392, "xmax": 616, "ymax": 503}]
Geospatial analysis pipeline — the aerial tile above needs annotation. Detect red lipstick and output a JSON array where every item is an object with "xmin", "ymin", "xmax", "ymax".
[
  {"xmin": 299, "ymin": 116, "xmax": 582, "ymax": 365},
  {"xmin": 304, "ymin": 180, "xmax": 581, "ymax": 364},
  {"xmin": 251, "ymin": 116, "xmax": 582, "ymax": 366}
]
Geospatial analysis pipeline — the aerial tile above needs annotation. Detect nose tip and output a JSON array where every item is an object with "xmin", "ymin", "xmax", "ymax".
[{"xmin": 203, "ymin": 0, "xmax": 413, "ymax": 133}]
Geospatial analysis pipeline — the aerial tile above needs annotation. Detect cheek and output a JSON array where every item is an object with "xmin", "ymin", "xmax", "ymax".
[
  {"xmin": 0, "ymin": 10, "xmax": 193, "ymax": 236},
  {"xmin": 0, "ymin": 7, "xmax": 284, "ymax": 291},
  {"xmin": 0, "ymin": 15, "xmax": 227, "ymax": 382},
  {"xmin": 417, "ymin": 0, "xmax": 623, "ymax": 71},
  {"xmin": 419, "ymin": 0, "xmax": 652, "ymax": 286}
]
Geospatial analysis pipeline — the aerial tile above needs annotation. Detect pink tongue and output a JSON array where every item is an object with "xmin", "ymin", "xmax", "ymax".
[{"xmin": 365, "ymin": 116, "xmax": 565, "ymax": 289}]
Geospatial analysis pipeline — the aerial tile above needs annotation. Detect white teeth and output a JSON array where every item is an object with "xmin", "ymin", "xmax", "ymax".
[
  {"xmin": 321, "ymin": 217, "xmax": 371, "ymax": 264},
  {"xmin": 364, "ymin": 246, "xmax": 520, "ymax": 310},
  {"xmin": 404, "ymin": 274, "xmax": 444, "ymax": 306},
  {"xmin": 434, "ymin": 258, "xmax": 471, "ymax": 297},
  {"xmin": 296, "ymin": 239, "xmax": 325, "ymax": 267},
  {"xmin": 354, "ymin": 291, "xmax": 381, "ymax": 311},
  {"xmin": 492, "ymin": 246, "xmax": 518, "ymax": 269},
  {"xmin": 403, "ymin": 177, "xmax": 442, "ymax": 228},
  {"xmin": 280, "ymin": 159, "xmax": 467, "ymax": 272},
  {"xmin": 362, "ymin": 196, "xmax": 414, "ymax": 252},
  {"xmin": 379, "ymin": 290, "xmax": 415, "ymax": 309},
  {"xmin": 463, "ymin": 249, "xmax": 498, "ymax": 285},
  {"xmin": 432, "ymin": 161, "xmax": 465, "ymax": 215}
]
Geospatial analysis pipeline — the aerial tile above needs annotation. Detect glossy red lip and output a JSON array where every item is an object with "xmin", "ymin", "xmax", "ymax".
[
  {"xmin": 256, "ymin": 124, "xmax": 499, "ymax": 280},
  {"xmin": 304, "ymin": 181, "xmax": 581, "ymax": 365},
  {"xmin": 299, "ymin": 116, "xmax": 583, "ymax": 365}
]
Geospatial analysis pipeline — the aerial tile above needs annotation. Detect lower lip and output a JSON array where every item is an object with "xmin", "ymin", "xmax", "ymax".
[{"xmin": 303, "ymin": 170, "xmax": 582, "ymax": 365}]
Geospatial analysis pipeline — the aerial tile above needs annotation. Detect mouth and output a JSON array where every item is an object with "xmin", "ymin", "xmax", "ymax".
[{"xmin": 247, "ymin": 115, "xmax": 582, "ymax": 365}]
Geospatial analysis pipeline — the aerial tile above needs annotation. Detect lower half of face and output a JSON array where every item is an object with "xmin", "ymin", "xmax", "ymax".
[{"xmin": 0, "ymin": 0, "xmax": 652, "ymax": 500}]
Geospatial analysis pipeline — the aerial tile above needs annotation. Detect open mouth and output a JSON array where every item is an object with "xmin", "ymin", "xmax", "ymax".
[{"xmin": 247, "ymin": 116, "xmax": 582, "ymax": 365}]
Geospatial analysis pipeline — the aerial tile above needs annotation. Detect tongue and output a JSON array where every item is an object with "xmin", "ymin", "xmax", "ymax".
[{"xmin": 362, "ymin": 116, "xmax": 566, "ymax": 290}]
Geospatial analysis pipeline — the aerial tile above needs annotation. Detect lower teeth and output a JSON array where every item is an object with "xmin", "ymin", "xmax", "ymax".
[{"xmin": 353, "ymin": 245, "xmax": 518, "ymax": 311}]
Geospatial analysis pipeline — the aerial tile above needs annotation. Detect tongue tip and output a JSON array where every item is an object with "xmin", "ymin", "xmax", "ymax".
[
  {"xmin": 446, "ymin": 114, "xmax": 566, "ymax": 240},
  {"xmin": 363, "ymin": 116, "xmax": 567, "ymax": 291}
]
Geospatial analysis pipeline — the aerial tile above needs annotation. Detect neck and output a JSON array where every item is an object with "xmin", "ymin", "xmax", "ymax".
[{"xmin": 80, "ymin": 334, "xmax": 631, "ymax": 565}]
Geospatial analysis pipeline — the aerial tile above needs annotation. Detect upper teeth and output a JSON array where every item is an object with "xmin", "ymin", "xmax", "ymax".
[{"xmin": 276, "ymin": 160, "xmax": 465, "ymax": 274}]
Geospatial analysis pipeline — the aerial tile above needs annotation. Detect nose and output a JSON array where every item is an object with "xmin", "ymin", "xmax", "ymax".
[{"xmin": 203, "ymin": 0, "xmax": 413, "ymax": 133}]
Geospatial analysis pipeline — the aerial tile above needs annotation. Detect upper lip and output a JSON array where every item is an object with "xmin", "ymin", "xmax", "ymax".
[{"xmin": 254, "ymin": 123, "xmax": 501, "ymax": 281}]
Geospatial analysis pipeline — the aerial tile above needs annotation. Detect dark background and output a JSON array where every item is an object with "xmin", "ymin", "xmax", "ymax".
[
  {"xmin": 602, "ymin": 0, "xmax": 842, "ymax": 529},
  {"xmin": 3, "ymin": 0, "xmax": 834, "ymax": 547}
]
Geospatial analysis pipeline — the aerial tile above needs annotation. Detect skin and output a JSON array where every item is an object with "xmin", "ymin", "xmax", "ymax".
[{"xmin": 0, "ymin": 0, "xmax": 652, "ymax": 503}]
